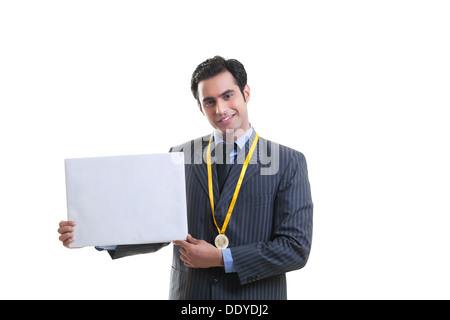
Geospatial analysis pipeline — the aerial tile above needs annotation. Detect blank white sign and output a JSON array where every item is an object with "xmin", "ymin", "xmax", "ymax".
[{"xmin": 65, "ymin": 153, "xmax": 187, "ymax": 248}]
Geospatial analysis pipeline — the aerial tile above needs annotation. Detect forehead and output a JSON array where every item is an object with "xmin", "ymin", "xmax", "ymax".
[{"xmin": 197, "ymin": 71, "xmax": 238, "ymax": 98}]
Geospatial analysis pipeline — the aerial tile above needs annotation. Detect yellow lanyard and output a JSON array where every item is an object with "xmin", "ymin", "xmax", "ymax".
[{"xmin": 206, "ymin": 133, "xmax": 259, "ymax": 235}]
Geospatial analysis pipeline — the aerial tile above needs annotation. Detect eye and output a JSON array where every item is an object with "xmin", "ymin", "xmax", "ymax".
[
  {"xmin": 204, "ymin": 99, "xmax": 215, "ymax": 107},
  {"xmin": 223, "ymin": 93, "xmax": 233, "ymax": 100}
]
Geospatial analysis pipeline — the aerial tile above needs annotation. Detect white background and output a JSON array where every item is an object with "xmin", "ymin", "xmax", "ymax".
[{"xmin": 1, "ymin": 0, "xmax": 449, "ymax": 300}]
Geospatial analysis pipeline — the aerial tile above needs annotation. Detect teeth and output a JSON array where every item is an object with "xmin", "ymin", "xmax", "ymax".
[{"xmin": 222, "ymin": 115, "xmax": 233, "ymax": 121}]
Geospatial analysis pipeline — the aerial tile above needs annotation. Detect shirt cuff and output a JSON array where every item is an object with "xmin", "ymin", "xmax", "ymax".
[
  {"xmin": 222, "ymin": 248, "xmax": 236, "ymax": 273},
  {"xmin": 95, "ymin": 245, "xmax": 117, "ymax": 251}
]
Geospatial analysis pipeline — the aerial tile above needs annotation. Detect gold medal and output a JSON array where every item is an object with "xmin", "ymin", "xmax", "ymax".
[{"xmin": 215, "ymin": 234, "xmax": 229, "ymax": 249}]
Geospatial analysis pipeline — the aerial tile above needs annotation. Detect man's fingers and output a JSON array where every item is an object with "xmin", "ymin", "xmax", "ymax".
[
  {"xmin": 180, "ymin": 254, "xmax": 196, "ymax": 268},
  {"xmin": 183, "ymin": 261, "xmax": 196, "ymax": 268},
  {"xmin": 58, "ymin": 221, "xmax": 77, "ymax": 248},
  {"xmin": 173, "ymin": 239, "xmax": 191, "ymax": 250},
  {"xmin": 57, "ymin": 226, "xmax": 74, "ymax": 235},
  {"xmin": 174, "ymin": 234, "xmax": 200, "ymax": 247},
  {"xmin": 180, "ymin": 253, "xmax": 190, "ymax": 263},
  {"xmin": 59, "ymin": 232, "xmax": 73, "ymax": 243},
  {"xmin": 186, "ymin": 234, "xmax": 201, "ymax": 244},
  {"xmin": 177, "ymin": 239, "xmax": 197, "ymax": 268},
  {"xmin": 59, "ymin": 221, "xmax": 76, "ymax": 228},
  {"xmin": 175, "ymin": 235, "xmax": 209, "ymax": 269},
  {"xmin": 63, "ymin": 238, "xmax": 75, "ymax": 248},
  {"xmin": 179, "ymin": 246, "xmax": 188, "ymax": 255}
]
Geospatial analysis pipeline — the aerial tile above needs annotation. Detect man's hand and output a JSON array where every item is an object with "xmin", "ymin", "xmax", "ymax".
[
  {"xmin": 173, "ymin": 234, "xmax": 224, "ymax": 268},
  {"xmin": 57, "ymin": 220, "xmax": 77, "ymax": 248}
]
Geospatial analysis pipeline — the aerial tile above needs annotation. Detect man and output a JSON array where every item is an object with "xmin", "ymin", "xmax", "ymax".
[{"xmin": 58, "ymin": 56, "xmax": 313, "ymax": 299}]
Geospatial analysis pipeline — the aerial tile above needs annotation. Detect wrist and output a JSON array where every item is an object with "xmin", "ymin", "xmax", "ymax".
[{"xmin": 217, "ymin": 248, "xmax": 224, "ymax": 267}]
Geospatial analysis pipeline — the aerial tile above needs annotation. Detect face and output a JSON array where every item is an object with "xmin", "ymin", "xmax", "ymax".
[{"xmin": 197, "ymin": 71, "xmax": 250, "ymax": 141}]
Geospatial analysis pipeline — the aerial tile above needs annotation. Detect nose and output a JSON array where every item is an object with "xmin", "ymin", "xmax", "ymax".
[{"xmin": 215, "ymin": 99, "xmax": 228, "ymax": 115}]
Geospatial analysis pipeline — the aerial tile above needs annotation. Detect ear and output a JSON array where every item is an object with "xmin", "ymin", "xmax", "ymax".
[
  {"xmin": 198, "ymin": 102, "xmax": 205, "ymax": 115},
  {"xmin": 243, "ymin": 84, "xmax": 250, "ymax": 103}
]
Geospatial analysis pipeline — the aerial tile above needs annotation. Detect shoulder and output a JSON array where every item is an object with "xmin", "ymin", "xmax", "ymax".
[
  {"xmin": 169, "ymin": 134, "xmax": 211, "ymax": 164},
  {"xmin": 256, "ymin": 136, "xmax": 308, "ymax": 180},
  {"xmin": 258, "ymin": 136, "xmax": 306, "ymax": 166},
  {"xmin": 169, "ymin": 134, "xmax": 210, "ymax": 152}
]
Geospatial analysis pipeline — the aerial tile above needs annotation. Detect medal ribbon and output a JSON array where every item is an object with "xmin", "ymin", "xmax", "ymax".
[{"xmin": 206, "ymin": 133, "xmax": 259, "ymax": 235}]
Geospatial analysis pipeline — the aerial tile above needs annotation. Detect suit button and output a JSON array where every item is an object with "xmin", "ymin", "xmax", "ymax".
[{"xmin": 212, "ymin": 278, "xmax": 219, "ymax": 285}]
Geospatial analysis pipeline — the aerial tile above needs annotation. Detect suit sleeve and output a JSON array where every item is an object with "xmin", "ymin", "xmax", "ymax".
[
  {"xmin": 107, "ymin": 242, "xmax": 170, "ymax": 259},
  {"xmin": 230, "ymin": 151, "xmax": 313, "ymax": 285}
]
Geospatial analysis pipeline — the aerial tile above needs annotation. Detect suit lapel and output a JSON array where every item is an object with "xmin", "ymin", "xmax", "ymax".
[
  {"xmin": 216, "ymin": 130, "xmax": 260, "ymax": 210},
  {"xmin": 191, "ymin": 131, "xmax": 261, "ymax": 212},
  {"xmin": 191, "ymin": 134, "xmax": 220, "ymax": 206}
]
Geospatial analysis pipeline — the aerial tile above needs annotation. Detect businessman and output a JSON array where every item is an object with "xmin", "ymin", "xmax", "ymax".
[{"xmin": 58, "ymin": 56, "xmax": 313, "ymax": 299}]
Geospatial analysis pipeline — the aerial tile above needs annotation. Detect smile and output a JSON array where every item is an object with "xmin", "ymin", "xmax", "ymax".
[{"xmin": 218, "ymin": 114, "xmax": 235, "ymax": 123}]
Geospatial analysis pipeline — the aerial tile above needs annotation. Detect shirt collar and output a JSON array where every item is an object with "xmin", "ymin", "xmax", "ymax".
[{"xmin": 213, "ymin": 125, "xmax": 254, "ymax": 150}]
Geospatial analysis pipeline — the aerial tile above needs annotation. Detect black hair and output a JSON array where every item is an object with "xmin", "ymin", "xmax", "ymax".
[{"xmin": 191, "ymin": 56, "xmax": 248, "ymax": 104}]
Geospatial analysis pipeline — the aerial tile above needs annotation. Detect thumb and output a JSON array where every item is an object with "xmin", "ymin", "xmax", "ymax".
[{"xmin": 187, "ymin": 234, "xmax": 201, "ymax": 244}]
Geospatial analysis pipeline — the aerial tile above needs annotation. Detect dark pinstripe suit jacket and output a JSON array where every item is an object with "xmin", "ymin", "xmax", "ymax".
[{"xmin": 109, "ymin": 130, "xmax": 313, "ymax": 300}]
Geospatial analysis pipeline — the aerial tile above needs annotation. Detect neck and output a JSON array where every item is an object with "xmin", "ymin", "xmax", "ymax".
[{"xmin": 216, "ymin": 123, "xmax": 250, "ymax": 143}]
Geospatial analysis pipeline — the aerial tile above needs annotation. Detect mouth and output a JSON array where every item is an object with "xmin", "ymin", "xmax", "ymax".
[{"xmin": 218, "ymin": 113, "xmax": 236, "ymax": 124}]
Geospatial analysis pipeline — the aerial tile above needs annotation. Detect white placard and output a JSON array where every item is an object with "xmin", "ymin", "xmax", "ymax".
[{"xmin": 65, "ymin": 153, "xmax": 187, "ymax": 247}]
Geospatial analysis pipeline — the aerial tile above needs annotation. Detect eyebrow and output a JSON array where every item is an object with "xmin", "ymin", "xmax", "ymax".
[
  {"xmin": 220, "ymin": 89, "xmax": 235, "ymax": 97},
  {"xmin": 202, "ymin": 89, "xmax": 236, "ymax": 102}
]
